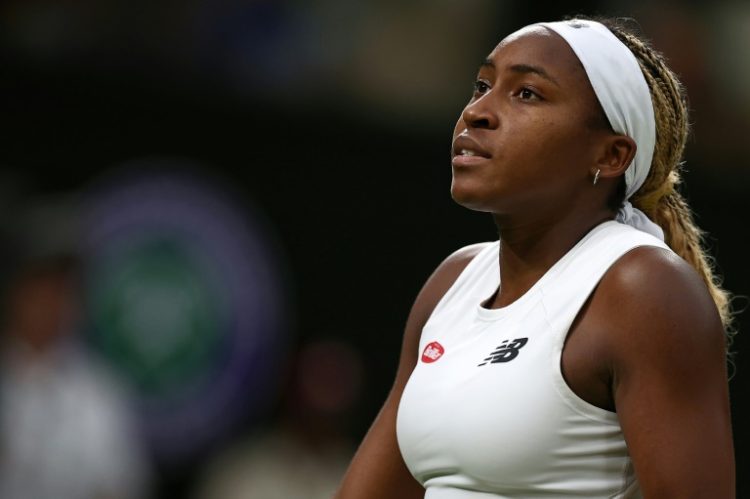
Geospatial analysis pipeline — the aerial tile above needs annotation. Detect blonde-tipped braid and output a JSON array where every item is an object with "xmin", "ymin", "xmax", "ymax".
[{"xmin": 601, "ymin": 19, "xmax": 734, "ymax": 334}]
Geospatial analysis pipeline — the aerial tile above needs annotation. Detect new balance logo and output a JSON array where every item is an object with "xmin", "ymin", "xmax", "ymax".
[{"xmin": 477, "ymin": 338, "xmax": 529, "ymax": 366}]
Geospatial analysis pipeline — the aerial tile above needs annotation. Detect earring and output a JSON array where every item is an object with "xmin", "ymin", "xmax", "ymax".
[{"xmin": 592, "ymin": 169, "xmax": 600, "ymax": 186}]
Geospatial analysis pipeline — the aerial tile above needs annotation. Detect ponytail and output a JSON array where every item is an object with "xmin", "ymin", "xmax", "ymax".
[{"xmin": 596, "ymin": 17, "xmax": 735, "ymax": 336}]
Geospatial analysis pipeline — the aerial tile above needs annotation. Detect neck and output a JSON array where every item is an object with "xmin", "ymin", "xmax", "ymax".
[{"xmin": 487, "ymin": 208, "xmax": 613, "ymax": 308}]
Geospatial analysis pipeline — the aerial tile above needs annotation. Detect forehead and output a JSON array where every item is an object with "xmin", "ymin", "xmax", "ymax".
[{"xmin": 487, "ymin": 25, "xmax": 588, "ymax": 85}]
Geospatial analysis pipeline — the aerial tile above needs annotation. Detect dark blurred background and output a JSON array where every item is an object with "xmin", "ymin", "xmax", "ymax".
[{"xmin": 0, "ymin": 0, "xmax": 747, "ymax": 498}]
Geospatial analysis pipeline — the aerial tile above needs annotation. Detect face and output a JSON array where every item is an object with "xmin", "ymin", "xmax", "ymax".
[{"xmin": 450, "ymin": 26, "xmax": 608, "ymax": 215}]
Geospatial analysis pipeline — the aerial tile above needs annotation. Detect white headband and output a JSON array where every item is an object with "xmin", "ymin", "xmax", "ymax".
[
  {"xmin": 537, "ymin": 19, "xmax": 655, "ymax": 198},
  {"xmin": 537, "ymin": 19, "xmax": 663, "ymax": 239}
]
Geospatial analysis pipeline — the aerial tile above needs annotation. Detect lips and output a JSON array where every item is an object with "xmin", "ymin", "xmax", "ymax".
[{"xmin": 452, "ymin": 135, "xmax": 491, "ymax": 167}]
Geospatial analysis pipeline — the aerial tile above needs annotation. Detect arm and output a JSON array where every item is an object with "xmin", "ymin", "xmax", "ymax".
[
  {"xmin": 335, "ymin": 243, "xmax": 490, "ymax": 499},
  {"xmin": 595, "ymin": 247, "xmax": 734, "ymax": 498}
]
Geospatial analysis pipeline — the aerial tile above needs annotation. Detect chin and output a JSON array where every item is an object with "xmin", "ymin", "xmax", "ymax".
[{"xmin": 450, "ymin": 183, "xmax": 494, "ymax": 213}]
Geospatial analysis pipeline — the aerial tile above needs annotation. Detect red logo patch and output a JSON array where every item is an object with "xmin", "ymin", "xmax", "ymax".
[{"xmin": 421, "ymin": 341, "xmax": 445, "ymax": 363}]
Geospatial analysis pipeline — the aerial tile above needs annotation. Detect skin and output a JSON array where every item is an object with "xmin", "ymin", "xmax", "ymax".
[{"xmin": 336, "ymin": 26, "xmax": 734, "ymax": 499}]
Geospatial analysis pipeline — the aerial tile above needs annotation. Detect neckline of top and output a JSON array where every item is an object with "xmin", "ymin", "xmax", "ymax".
[{"xmin": 475, "ymin": 220, "xmax": 619, "ymax": 321}]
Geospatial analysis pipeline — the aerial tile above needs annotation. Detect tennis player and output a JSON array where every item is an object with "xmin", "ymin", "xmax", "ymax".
[{"xmin": 336, "ymin": 17, "xmax": 735, "ymax": 498}]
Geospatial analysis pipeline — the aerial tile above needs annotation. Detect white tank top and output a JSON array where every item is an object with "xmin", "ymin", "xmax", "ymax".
[{"xmin": 396, "ymin": 221, "xmax": 670, "ymax": 498}]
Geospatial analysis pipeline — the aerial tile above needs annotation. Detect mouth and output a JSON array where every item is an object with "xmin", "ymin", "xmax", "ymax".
[
  {"xmin": 452, "ymin": 135, "xmax": 491, "ymax": 167},
  {"xmin": 455, "ymin": 148, "xmax": 484, "ymax": 157}
]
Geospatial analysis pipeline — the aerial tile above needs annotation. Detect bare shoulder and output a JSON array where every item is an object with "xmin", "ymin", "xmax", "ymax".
[
  {"xmin": 599, "ymin": 245, "xmax": 723, "ymax": 340},
  {"xmin": 588, "ymin": 244, "xmax": 726, "ymax": 380}
]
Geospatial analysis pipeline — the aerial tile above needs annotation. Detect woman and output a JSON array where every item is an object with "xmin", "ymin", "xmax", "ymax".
[{"xmin": 336, "ymin": 17, "xmax": 735, "ymax": 498}]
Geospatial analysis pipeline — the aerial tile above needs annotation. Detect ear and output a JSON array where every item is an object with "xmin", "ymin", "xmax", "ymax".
[{"xmin": 592, "ymin": 135, "xmax": 637, "ymax": 180}]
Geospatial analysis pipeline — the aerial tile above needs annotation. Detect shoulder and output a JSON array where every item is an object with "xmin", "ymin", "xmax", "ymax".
[
  {"xmin": 398, "ymin": 242, "xmax": 493, "ymax": 368},
  {"xmin": 387, "ymin": 242, "xmax": 493, "ymax": 381},
  {"xmin": 589, "ymin": 244, "xmax": 725, "ymax": 375},
  {"xmin": 434, "ymin": 242, "xmax": 494, "ymax": 281},
  {"xmin": 598, "ymin": 245, "xmax": 720, "ymax": 330},
  {"xmin": 412, "ymin": 242, "xmax": 493, "ymax": 314},
  {"xmin": 585, "ymin": 249, "xmax": 734, "ymax": 497}
]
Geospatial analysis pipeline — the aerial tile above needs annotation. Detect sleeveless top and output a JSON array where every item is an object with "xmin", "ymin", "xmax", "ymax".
[{"xmin": 396, "ymin": 221, "xmax": 670, "ymax": 498}]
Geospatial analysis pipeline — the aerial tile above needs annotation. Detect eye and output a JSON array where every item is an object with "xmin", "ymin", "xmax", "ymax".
[
  {"xmin": 473, "ymin": 79, "xmax": 491, "ymax": 95},
  {"xmin": 516, "ymin": 87, "xmax": 541, "ymax": 101}
]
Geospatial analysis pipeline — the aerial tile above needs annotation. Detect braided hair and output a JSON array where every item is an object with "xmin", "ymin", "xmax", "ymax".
[{"xmin": 584, "ymin": 16, "xmax": 734, "ymax": 336}]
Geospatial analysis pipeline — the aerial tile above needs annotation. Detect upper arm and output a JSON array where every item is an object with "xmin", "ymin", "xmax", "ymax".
[
  {"xmin": 335, "ymin": 242, "xmax": 492, "ymax": 499},
  {"xmin": 596, "ymin": 247, "xmax": 734, "ymax": 498}
]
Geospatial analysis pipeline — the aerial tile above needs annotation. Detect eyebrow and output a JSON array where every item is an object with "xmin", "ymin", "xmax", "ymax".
[{"xmin": 480, "ymin": 58, "xmax": 560, "ymax": 87}]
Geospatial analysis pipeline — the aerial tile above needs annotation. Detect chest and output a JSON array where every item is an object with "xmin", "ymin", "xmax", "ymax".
[{"xmin": 398, "ymin": 299, "xmax": 570, "ymax": 479}]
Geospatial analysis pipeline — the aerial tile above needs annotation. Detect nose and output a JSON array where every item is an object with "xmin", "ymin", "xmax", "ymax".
[{"xmin": 461, "ymin": 94, "xmax": 499, "ymax": 130}]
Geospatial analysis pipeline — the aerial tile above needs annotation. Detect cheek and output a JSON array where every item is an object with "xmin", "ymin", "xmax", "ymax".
[
  {"xmin": 487, "ymin": 118, "xmax": 588, "ymax": 195},
  {"xmin": 511, "ymin": 115, "xmax": 591, "ymax": 168}
]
